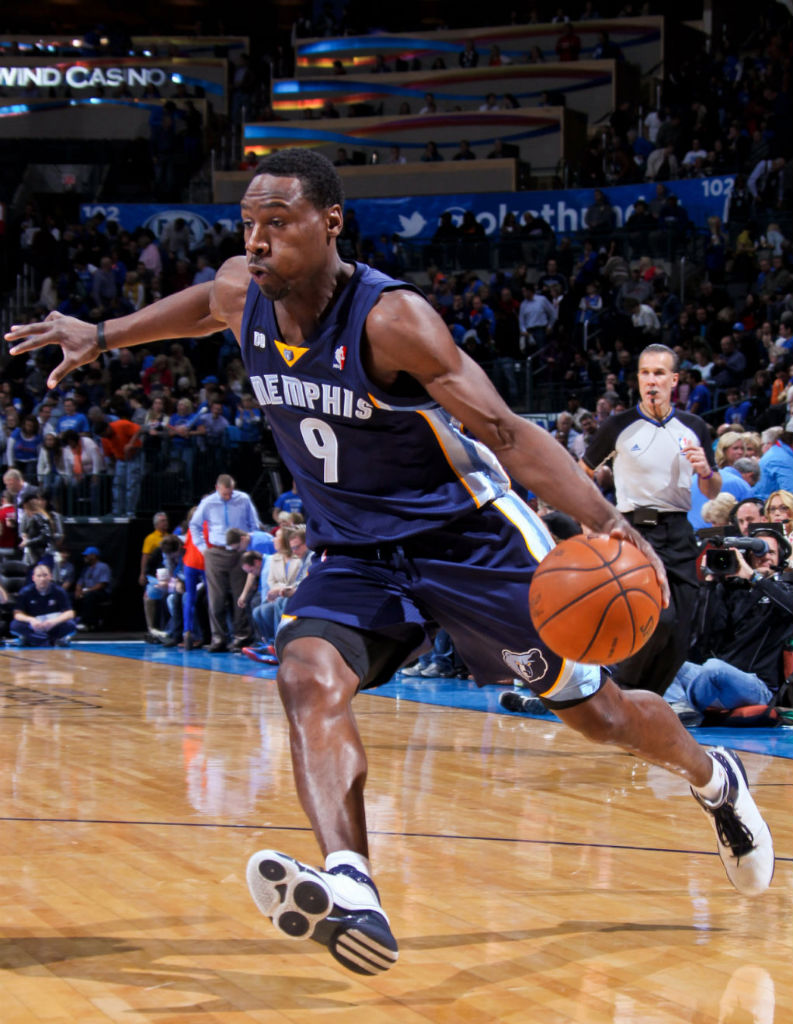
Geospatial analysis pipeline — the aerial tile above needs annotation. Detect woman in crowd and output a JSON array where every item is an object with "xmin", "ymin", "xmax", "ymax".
[
  {"xmin": 19, "ymin": 491, "xmax": 59, "ymax": 570},
  {"xmin": 701, "ymin": 492, "xmax": 738, "ymax": 527},
  {"xmin": 764, "ymin": 490, "xmax": 793, "ymax": 539},
  {"xmin": 251, "ymin": 526, "xmax": 300, "ymax": 647},
  {"xmin": 37, "ymin": 433, "xmax": 65, "ymax": 509},
  {"xmin": 7, "ymin": 413, "xmax": 42, "ymax": 483}
]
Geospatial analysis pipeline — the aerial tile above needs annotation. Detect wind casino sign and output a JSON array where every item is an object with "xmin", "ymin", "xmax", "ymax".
[{"xmin": 0, "ymin": 64, "xmax": 168, "ymax": 89}]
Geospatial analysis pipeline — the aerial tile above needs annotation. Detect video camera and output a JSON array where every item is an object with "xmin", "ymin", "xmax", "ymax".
[
  {"xmin": 699, "ymin": 522, "xmax": 790, "ymax": 576},
  {"xmin": 703, "ymin": 536, "xmax": 771, "ymax": 575}
]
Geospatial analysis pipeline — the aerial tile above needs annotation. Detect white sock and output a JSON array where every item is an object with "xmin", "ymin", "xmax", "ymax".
[
  {"xmin": 693, "ymin": 756, "xmax": 727, "ymax": 804},
  {"xmin": 325, "ymin": 850, "xmax": 372, "ymax": 879}
]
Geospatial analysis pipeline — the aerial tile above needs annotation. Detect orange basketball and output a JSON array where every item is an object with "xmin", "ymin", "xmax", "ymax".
[{"xmin": 529, "ymin": 535, "xmax": 662, "ymax": 664}]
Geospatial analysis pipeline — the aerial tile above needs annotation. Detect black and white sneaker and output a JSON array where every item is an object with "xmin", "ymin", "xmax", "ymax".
[
  {"xmin": 498, "ymin": 689, "xmax": 551, "ymax": 715},
  {"xmin": 246, "ymin": 849, "xmax": 399, "ymax": 975},
  {"xmin": 692, "ymin": 747, "xmax": 774, "ymax": 896}
]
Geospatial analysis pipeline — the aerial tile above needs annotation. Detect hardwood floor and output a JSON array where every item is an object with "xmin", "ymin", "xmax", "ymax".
[{"xmin": 0, "ymin": 646, "xmax": 789, "ymax": 1023}]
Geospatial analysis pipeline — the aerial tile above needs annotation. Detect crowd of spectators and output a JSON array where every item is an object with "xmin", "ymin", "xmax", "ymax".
[
  {"xmin": 1, "ymin": 5, "xmax": 792, "ymax": 703},
  {"xmin": 2, "ymin": 208, "xmax": 270, "ymax": 515}
]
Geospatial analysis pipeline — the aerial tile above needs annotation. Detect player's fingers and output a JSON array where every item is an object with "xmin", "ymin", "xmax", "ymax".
[
  {"xmin": 8, "ymin": 336, "xmax": 49, "ymax": 356},
  {"xmin": 610, "ymin": 523, "xmax": 670, "ymax": 606},
  {"xmin": 651, "ymin": 556, "xmax": 670, "ymax": 607},
  {"xmin": 46, "ymin": 358, "xmax": 76, "ymax": 390},
  {"xmin": 5, "ymin": 322, "xmax": 52, "ymax": 346}
]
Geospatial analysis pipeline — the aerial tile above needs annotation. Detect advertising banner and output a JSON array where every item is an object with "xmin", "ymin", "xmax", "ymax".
[{"xmin": 81, "ymin": 175, "xmax": 736, "ymax": 247}]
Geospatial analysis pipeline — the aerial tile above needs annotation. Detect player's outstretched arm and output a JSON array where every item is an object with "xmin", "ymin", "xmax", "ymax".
[
  {"xmin": 5, "ymin": 256, "xmax": 248, "ymax": 389},
  {"xmin": 366, "ymin": 291, "xmax": 670, "ymax": 602}
]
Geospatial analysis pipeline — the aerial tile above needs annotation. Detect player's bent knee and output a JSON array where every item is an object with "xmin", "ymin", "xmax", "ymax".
[
  {"xmin": 276, "ymin": 644, "xmax": 357, "ymax": 717},
  {"xmin": 557, "ymin": 683, "xmax": 631, "ymax": 746}
]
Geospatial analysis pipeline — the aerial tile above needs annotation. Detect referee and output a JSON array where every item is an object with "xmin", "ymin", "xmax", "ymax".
[{"xmin": 582, "ymin": 343, "xmax": 721, "ymax": 695}]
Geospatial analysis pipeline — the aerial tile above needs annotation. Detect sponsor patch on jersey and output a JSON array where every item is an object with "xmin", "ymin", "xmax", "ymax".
[
  {"xmin": 253, "ymin": 330, "xmax": 267, "ymax": 349},
  {"xmin": 274, "ymin": 338, "xmax": 309, "ymax": 366},
  {"xmin": 501, "ymin": 647, "xmax": 549, "ymax": 686},
  {"xmin": 333, "ymin": 345, "xmax": 347, "ymax": 371}
]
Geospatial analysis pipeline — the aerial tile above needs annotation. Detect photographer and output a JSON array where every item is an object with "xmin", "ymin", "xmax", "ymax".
[{"xmin": 665, "ymin": 526, "xmax": 793, "ymax": 719}]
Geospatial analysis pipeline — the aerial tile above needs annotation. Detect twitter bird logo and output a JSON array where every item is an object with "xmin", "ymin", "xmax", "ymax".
[{"xmin": 397, "ymin": 212, "xmax": 427, "ymax": 237}]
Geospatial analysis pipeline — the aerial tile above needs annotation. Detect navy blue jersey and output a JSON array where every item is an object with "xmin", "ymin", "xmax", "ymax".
[{"xmin": 240, "ymin": 262, "xmax": 509, "ymax": 548}]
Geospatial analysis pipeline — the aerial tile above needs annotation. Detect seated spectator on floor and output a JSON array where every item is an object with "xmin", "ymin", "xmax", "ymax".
[
  {"xmin": 399, "ymin": 629, "xmax": 463, "ymax": 678},
  {"xmin": 53, "ymin": 544, "xmax": 76, "ymax": 592},
  {"xmin": 11, "ymin": 562, "xmax": 76, "ymax": 647},
  {"xmin": 250, "ymin": 525, "xmax": 312, "ymax": 650},
  {"xmin": 74, "ymin": 546, "xmax": 112, "ymax": 630},
  {"xmin": 140, "ymin": 511, "xmax": 170, "ymax": 586},
  {"xmin": 177, "ymin": 504, "xmax": 206, "ymax": 650},
  {"xmin": 226, "ymin": 526, "xmax": 275, "ymax": 560},
  {"xmin": 143, "ymin": 533, "xmax": 183, "ymax": 642}
]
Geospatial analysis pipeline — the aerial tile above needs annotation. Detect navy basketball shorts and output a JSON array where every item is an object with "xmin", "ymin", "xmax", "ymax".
[{"xmin": 276, "ymin": 491, "xmax": 603, "ymax": 706}]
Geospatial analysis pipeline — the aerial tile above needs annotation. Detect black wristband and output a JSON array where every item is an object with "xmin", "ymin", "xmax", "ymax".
[{"xmin": 96, "ymin": 322, "xmax": 108, "ymax": 352}]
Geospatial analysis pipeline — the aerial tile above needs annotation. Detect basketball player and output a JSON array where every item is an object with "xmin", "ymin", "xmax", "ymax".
[{"xmin": 6, "ymin": 150, "xmax": 773, "ymax": 977}]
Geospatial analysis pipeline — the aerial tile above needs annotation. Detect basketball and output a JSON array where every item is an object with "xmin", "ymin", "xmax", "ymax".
[{"xmin": 529, "ymin": 536, "xmax": 662, "ymax": 664}]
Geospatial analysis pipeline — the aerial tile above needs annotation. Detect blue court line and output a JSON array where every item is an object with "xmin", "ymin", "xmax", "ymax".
[{"xmin": 73, "ymin": 642, "xmax": 793, "ymax": 761}]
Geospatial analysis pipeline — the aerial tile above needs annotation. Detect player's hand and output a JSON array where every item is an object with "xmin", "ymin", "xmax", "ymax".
[
  {"xmin": 606, "ymin": 519, "xmax": 671, "ymax": 607},
  {"xmin": 5, "ymin": 312, "xmax": 99, "ymax": 388}
]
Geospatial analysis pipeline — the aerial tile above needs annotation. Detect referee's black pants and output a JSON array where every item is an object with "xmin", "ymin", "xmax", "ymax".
[{"xmin": 611, "ymin": 512, "xmax": 700, "ymax": 697}]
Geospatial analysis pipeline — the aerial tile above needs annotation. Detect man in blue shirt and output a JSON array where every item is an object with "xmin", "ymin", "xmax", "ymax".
[
  {"xmin": 167, "ymin": 397, "xmax": 199, "ymax": 483},
  {"xmin": 754, "ymin": 429, "xmax": 793, "ymax": 499},
  {"xmin": 272, "ymin": 481, "xmax": 303, "ymax": 522},
  {"xmin": 189, "ymin": 473, "xmax": 261, "ymax": 652},
  {"xmin": 74, "ymin": 546, "xmax": 113, "ymax": 630},
  {"xmin": 686, "ymin": 368, "xmax": 712, "ymax": 416},
  {"xmin": 11, "ymin": 563, "xmax": 76, "ymax": 646},
  {"xmin": 235, "ymin": 393, "xmax": 263, "ymax": 442},
  {"xmin": 57, "ymin": 396, "xmax": 90, "ymax": 436},
  {"xmin": 723, "ymin": 388, "xmax": 752, "ymax": 426}
]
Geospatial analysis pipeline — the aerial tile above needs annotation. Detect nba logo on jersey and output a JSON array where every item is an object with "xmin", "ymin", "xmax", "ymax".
[
  {"xmin": 254, "ymin": 330, "xmax": 266, "ymax": 349},
  {"xmin": 334, "ymin": 345, "xmax": 347, "ymax": 371}
]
